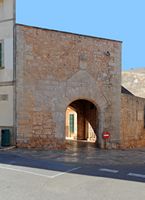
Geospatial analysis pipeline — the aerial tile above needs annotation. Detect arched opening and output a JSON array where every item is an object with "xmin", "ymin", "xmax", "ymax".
[{"xmin": 65, "ymin": 99, "xmax": 99, "ymax": 145}]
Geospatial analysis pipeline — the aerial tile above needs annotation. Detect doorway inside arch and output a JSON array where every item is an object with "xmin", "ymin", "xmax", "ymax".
[{"xmin": 65, "ymin": 100, "xmax": 98, "ymax": 144}]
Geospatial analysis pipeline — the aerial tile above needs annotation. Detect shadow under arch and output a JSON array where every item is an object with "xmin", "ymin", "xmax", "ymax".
[{"xmin": 65, "ymin": 98, "xmax": 100, "ymax": 147}]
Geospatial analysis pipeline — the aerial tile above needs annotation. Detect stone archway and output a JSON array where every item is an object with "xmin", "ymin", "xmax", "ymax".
[{"xmin": 65, "ymin": 99, "xmax": 99, "ymax": 145}]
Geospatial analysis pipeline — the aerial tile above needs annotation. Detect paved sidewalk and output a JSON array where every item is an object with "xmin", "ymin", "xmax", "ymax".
[
  {"xmin": 2, "ymin": 141, "xmax": 145, "ymax": 166},
  {"xmin": 0, "ymin": 141, "xmax": 145, "ymax": 200}
]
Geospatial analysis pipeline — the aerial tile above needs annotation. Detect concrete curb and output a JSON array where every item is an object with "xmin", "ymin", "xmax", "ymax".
[{"xmin": 0, "ymin": 146, "xmax": 16, "ymax": 151}]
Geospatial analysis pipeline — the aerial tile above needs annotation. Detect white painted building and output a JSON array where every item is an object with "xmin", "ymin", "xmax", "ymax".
[{"xmin": 0, "ymin": 0, "xmax": 15, "ymax": 144}]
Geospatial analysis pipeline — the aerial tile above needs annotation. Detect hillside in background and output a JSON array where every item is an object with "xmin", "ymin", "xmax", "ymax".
[{"xmin": 122, "ymin": 68, "xmax": 145, "ymax": 98}]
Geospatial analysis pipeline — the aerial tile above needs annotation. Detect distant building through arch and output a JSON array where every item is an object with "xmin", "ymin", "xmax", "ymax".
[{"xmin": 65, "ymin": 99, "xmax": 98, "ymax": 144}]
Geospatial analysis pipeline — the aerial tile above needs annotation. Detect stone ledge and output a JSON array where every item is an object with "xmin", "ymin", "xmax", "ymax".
[{"xmin": 0, "ymin": 146, "xmax": 16, "ymax": 151}]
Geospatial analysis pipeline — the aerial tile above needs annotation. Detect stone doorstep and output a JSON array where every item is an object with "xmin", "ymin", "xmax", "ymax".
[{"xmin": 0, "ymin": 146, "xmax": 16, "ymax": 151}]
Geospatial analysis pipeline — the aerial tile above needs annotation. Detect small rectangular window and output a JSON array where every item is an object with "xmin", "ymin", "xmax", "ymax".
[
  {"xmin": 0, "ymin": 41, "xmax": 4, "ymax": 69},
  {"xmin": 0, "ymin": 94, "xmax": 8, "ymax": 101}
]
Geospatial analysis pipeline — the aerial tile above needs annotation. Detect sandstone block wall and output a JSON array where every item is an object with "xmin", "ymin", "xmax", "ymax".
[
  {"xmin": 121, "ymin": 94, "xmax": 145, "ymax": 148},
  {"xmin": 16, "ymin": 24, "xmax": 121, "ymax": 149}
]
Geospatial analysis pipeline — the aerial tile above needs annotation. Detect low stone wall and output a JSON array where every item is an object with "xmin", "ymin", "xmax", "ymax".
[{"xmin": 121, "ymin": 94, "xmax": 145, "ymax": 148}]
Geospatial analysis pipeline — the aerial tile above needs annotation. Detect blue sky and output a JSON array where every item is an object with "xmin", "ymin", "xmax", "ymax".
[{"xmin": 16, "ymin": 0, "xmax": 145, "ymax": 71}]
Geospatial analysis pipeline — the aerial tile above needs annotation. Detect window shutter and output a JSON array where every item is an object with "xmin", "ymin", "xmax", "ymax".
[
  {"xmin": 0, "ymin": 43, "xmax": 2, "ymax": 68},
  {"xmin": 0, "ymin": 42, "xmax": 4, "ymax": 69},
  {"xmin": 69, "ymin": 114, "xmax": 74, "ymax": 133}
]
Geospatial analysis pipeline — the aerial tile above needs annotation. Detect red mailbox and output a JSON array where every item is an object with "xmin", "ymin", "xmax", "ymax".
[{"xmin": 102, "ymin": 132, "xmax": 110, "ymax": 139}]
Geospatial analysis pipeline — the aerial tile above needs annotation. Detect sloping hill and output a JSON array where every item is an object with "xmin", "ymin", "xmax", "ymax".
[{"xmin": 122, "ymin": 68, "xmax": 145, "ymax": 98}]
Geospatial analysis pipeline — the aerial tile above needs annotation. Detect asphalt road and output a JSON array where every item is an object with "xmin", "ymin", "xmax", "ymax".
[{"xmin": 0, "ymin": 146, "xmax": 145, "ymax": 200}]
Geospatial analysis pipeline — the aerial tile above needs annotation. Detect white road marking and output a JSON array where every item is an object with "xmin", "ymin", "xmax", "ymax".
[
  {"xmin": 51, "ymin": 167, "xmax": 81, "ymax": 178},
  {"xmin": 99, "ymin": 168, "xmax": 119, "ymax": 173},
  {"xmin": 0, "ymin": 164, "xmax": 81, "ymax": 179},
  {"xmin": 0, "ymin": 164, "xmax": 53, "ymax": 178},
  {"xmin": 128, "ymin": 173, "xmax": 145, "ymax": 179}
]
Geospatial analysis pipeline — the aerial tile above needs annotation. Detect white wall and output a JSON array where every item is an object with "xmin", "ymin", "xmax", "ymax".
[
  {"xmin": 0, "ymin": 0, "xmax": 14, "ymax": 20},
  {"xmin": 0, "ymin": 11, "xmax": 14, "ymax": 82},
  {"xmin": 0, "ymin": 0, "xmax": 15, "ymax": 127},
  {"xmin": 0, "ymin": 86, "xmax": 13, "ymax": 126}
]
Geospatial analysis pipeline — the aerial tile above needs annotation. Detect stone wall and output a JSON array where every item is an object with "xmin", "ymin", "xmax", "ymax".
[
  {"xmin": 121, "ymin": 94, "xmax": 145, "ymax": 148},
  {"xmin": 16, "ymin": 24, "xmax": 121, "ymax": 149}
]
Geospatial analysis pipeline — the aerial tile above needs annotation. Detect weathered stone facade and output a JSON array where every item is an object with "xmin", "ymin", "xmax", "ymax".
[
  {"xmin": 121, "ymin": 94, "xmax": 145, "ymax": 148},
  {"xmin": 16, "ymin": 24, "xmax": 121, "ymax": 149},
  {"xmin": 121, "ymin": 69, "xmax": 145, "ymax": 148}
]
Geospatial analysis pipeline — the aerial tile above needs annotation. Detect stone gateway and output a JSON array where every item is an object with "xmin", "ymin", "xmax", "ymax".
[
  {"xmin": 0, "ymin": 0, "xmax": 145, "ymax": 149},
  {"xmin": 16, "ymin": 24, "xmax": 121, "ymax": 149}
]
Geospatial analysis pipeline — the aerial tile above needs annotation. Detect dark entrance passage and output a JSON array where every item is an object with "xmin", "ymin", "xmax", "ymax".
[{"xmin": 65, "ymin": 100, "xmax": 98, "ymax": 144}]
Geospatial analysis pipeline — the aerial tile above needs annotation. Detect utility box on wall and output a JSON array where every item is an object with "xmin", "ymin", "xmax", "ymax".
[{"xmin": 1, "ymin": 129, "xmax": 11, "ymax": 146}]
